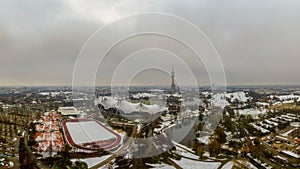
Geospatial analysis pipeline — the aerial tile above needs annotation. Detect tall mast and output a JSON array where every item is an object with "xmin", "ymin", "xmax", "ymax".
[{"xmin": 171, "ymin": 65, "xmax": 176, "ymax": 95}]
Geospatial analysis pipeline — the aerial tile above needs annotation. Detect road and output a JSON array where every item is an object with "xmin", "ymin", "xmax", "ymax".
[
  {"xmin": 23, "ymin": 125, "xmax": 49, "ymax": 169},
  {"xmin": 165, "ymin": 158, "xmax": 182, "ymax": 169},
  {"xmin": 90, "ymin": 124, "xmax": 137, "ymax": 169}
]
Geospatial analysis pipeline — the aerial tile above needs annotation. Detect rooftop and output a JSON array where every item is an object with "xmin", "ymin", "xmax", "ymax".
[{"xmin": 58, "ymin": 107, "xmax": 81, "ymax": 116}]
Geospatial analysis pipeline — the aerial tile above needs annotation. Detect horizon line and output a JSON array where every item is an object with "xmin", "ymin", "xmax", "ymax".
[{"xmin": 2, "ymin": 84, "xmax": 300, "ymax": 88}]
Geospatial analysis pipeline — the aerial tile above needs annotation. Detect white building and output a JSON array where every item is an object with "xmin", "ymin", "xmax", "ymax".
[{"xmin": 58, "ymin": 107, "xmax": 81, "ymax": 117}]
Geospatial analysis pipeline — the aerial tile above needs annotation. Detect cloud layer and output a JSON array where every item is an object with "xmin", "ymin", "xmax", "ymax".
[{"xmin": 1, "ymin": 0, "xmax": 300, "ymax": 86}]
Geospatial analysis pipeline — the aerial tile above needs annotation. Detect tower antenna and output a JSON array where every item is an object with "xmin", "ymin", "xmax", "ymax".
[{"xmin": 171, "ymin": 65, "xmax": 176, "ymax": 95}]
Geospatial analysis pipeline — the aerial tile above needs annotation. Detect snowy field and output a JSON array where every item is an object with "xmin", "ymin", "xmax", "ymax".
[
  {"xmin": 211, "ymin": 91, "xmax": 250, "ymax": 108},
  {"xmin": 174, "ymin": 158, "xmax": 221, "ymax": 169},
  {"xmin": 66, "ymin": 121, "xmax": 116, "ymax": 144}
]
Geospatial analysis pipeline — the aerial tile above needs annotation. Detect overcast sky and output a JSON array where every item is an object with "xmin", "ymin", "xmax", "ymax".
[{"xmin": 1, "ymin": 0, "xmax": 300, "ymax": 86}]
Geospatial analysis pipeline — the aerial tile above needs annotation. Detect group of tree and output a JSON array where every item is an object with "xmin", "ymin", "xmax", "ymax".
[
  {"xmin": 55, "ymin": 158, "xmax": 88, "ymax": 169},
  {"xmin": 208, "ymin": 138, "xmax": 221, "ymax": 157},
  {"xmin": 207, "ymin": 127, "xmax": 227, "ymax": 157}
]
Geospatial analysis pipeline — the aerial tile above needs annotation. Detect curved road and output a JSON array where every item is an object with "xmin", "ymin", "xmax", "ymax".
[{"xmin": 90, "ymin": 124, "xmax": 137, "ymax": 169}]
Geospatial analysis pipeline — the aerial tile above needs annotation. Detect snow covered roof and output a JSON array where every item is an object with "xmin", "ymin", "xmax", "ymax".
[
  {"xmin": 34, "ymin": 112, "xmax": 64, "ymax": 154},
  {"xmin": 58, "ymin": 107, "xmax": 81, "ymax": 116},
  {"xmin": 235, "ymin": 108, "xmax": 267, "ymax": 115},
  {"xmin": 277, "ymin": 94, "xmax": 300, "ymax": 101},
  {"xmin": 96, "ymin": 96, "xmax": 167, "ymax": 114},
  {"xmin": 95, "ymin": 97, "xmax": 118, "ymax": 109},
  {"xmin": 281, "ymin": 150, "xmax": 300, "ymax": 158},
  {"xmin": 38, "ymin": 92, "xmax": 49, "ymax": 96},
  {"xmin": 251, "ymin": 123, "xmax": 270, "ymax": 133}
]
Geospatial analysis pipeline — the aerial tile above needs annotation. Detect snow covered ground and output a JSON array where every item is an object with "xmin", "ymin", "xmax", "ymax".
[
  {"xmin": 173, "ymin": 158, "xmax": 221, "ymax": 169},
  {"xmin": 211, "ymin": 91, "xmax": 250, "ymax": 108},
  {"xmin": 147, "ymin": 163, "xmax": 175, "ymax": 169},
  {"xmin": 66, "ymin": 121, "xmax": 116, "ymax": 144},
  {"xmin": 221, "ymin": 161, "xmax": 234, "ymax": 169},
  {"xmin": 172, "ymin": 142, "xmax": 222, "ymax": 169},
  {"xmin": 211, "ymin": 95, "xmax": 229, "ymax": 108},
  {"xmin": 175, "ymin": 145, "xmax": 199, "ymax": 159},
  {"xmin": 235, "ymin": 108, "xmax": 267, "ymax": 116},
  {"xmin": 214, "ymin": 92, "xmax": 249, "ymax": 102}
]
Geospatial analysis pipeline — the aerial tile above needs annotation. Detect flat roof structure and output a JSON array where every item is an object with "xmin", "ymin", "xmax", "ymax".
[
  {"xmin": 58, "ymin": 107, "xmax": 81, "ymax": 116},
  {"xmin": 33, "ymin": 111, "xmax": 64, "ymax": 158}
]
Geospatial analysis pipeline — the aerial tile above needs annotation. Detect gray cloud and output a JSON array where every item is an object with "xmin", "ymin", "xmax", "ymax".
[{"xmin": 0, "ymin": 0, "xmax": 300, "ymax": 86}]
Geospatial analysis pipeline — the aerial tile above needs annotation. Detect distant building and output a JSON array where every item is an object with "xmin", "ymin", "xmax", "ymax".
[{"xmin": 58, "ymin": 107, "xmax": 81, "ymax": 118}]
